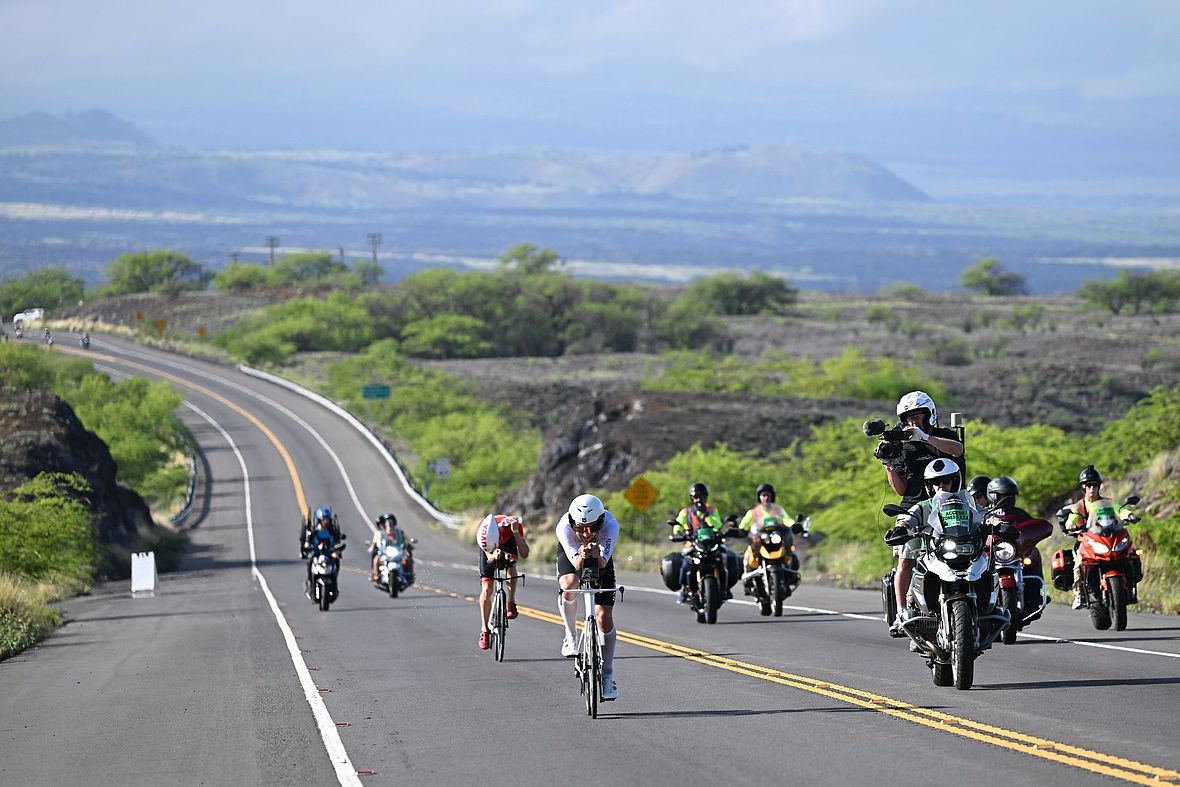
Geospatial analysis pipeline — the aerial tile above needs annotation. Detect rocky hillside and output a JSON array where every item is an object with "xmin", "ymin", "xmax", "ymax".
[{"xmin": 0, "ymin": 387, "xmax": 157, "ymax": 573}]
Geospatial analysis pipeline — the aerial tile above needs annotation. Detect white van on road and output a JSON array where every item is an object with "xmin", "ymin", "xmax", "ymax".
[{"xmin": 12, "ymin": 308, "xmax": 45, "ymax": 324}]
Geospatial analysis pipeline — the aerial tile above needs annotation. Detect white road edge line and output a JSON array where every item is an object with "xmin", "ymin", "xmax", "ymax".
[
  {"xmin": 185, "ymin": 402, "xmax": 362, "ymax": 787},
  {"xmin": 417, "ymin": 559, "xmax": 1180, "ymax": 659}
]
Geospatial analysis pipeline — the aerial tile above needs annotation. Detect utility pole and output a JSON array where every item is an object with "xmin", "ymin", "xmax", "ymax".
[
  {"xmin": 338, "ymin": 246, "xmax": 346, "ymax": 264},
  {"xmin": 367, "ymin": 233, "xmax": 381, "ymax": 267},
  {"xmin": 266, "ymin": 236, "xmax": 280, "ymax": 265},
  {"xmin": 229, "ymin": 251, "xmax": 239, "ymax": 264}
]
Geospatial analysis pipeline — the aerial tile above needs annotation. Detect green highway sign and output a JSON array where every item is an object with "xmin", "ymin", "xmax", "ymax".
[{"xmin": 362, "ymin": 384, "xmax": 391, "ymax": 400}]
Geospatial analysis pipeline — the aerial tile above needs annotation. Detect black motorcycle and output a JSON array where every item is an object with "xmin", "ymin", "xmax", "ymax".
[
  {"xmin": 306, "ymin": 538, "xmax": 346, "ymax": 612},
  {"xmin": 666, "ymin": 523, "xmax": 744, "ymax": 624},
  {"xmin": 883, "ymin": 495, "xmax": 1012, "ymax": 690}
]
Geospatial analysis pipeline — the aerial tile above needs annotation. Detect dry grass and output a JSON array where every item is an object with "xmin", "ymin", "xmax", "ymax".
[{"xmin": 0, "ymin": 572, "xmax": 71, "ymax": 660}]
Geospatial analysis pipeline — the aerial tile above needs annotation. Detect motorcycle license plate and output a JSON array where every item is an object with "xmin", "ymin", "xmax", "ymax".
[{"xmin": 953, "ymin": 544, "xmax": 975, "ymax": 554}]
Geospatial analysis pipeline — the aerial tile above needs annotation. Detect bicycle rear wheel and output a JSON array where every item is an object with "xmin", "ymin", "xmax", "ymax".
[
  {"xmin": 494, "ymin": 587, "xmax": 507, "ymax": 662},
  {"xmin": 584, "ymin": 619, "xmax": 600, "ymax": 718}
]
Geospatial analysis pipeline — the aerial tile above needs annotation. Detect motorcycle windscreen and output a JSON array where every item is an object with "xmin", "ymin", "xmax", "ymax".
[{"xmin": 1087, "ymin": 499, "xmax": 1121, "ymax": 534}]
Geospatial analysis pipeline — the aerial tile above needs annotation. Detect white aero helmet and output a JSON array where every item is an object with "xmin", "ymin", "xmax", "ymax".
[
  {"xmin": 924, "ymin": 458, "xmax": 961, "ymax": 490},
  {"xmin": 897, "ymin": 390, "xmax": 938, "ymax": 427},
  {"xmin": 567, "ymin": 494, "xmax": 606, "ymax": 530}
]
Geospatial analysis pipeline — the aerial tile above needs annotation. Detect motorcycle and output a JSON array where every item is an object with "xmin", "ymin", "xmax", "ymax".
[
  {"xmin": 373, "ymin": 535, "xmax": 416, "ymax": 598},
  {"xmin": 306, "ymin": 538, "xmax": 346, "ymax": 611},
  {"xmin": 739, "ymin": 517, "xmax": 808, "ymax": 616},
  {"xmin": 80, "ymin": 334, "xmax": 90, "ymax": 349},
  {"xmin": 13, "ymin": 326, "xmax": 22, "ymax": 339},
  {"xmin": 1052, "ymin": 495, "xmax": 1142, "ymax": 631},
  {"xmin": 883, "ymin": 493, "xmax": 1012, "ymax": 690},
  {"xmin": 987, "ymin": 508, "xmax": 1052, "ymax": 644},
  {"xmin": 665, "ymin": 522, "xmax": 744, "ymax": 624}
]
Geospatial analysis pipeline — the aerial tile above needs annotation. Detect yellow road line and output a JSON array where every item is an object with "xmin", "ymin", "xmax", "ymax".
[
  {"xmin": 58, "ymin": 345, "xmax": 308, "ymax": 516},
  {"xmin": 417, "ymin": 582, "xmax": 1179, "ymax": 785}
]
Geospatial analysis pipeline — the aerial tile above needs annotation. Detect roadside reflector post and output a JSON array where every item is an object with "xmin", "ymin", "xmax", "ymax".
[{"xmin": 131, "ymin": 551, "xmax": 158, "ymax": 597}]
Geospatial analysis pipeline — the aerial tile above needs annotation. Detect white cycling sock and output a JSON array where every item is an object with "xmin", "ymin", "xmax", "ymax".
[
  {"xmin": 601, "ymin": 626, "xmax": 616, "ymax": 673},
  {"xmin": 559, "ymin": 596, "xmax": 578, "ymax": 640}
]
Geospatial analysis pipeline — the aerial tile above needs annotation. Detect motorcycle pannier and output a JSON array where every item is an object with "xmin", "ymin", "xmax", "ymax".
[
  {"xmin": 661, "ymin": 552, "xmax": 683, "ymax": 591},
  {"xmin": 1050, "ymin": 549, "xmax": 1075, "ymax": 591}
]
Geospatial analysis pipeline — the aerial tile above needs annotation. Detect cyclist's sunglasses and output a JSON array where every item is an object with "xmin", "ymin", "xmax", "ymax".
[{"xmin": 568, "ymin": 514, "xmax": 604, "ymax": 531}]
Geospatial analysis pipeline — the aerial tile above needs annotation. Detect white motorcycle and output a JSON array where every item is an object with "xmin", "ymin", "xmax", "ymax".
[{"xmin": 373, "ymin": 536, "xmax": 415, "ymax": 598}]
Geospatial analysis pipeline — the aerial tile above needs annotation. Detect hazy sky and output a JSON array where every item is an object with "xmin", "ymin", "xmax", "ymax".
[{"xmin": 3, "ymin": 1, "xmax": 1179, "ymax": 192}]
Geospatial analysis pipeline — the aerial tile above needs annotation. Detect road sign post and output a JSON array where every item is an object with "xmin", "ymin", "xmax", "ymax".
[{"xmin": 623, "ymin": 476, "xmax": 660, "ymax": 563}]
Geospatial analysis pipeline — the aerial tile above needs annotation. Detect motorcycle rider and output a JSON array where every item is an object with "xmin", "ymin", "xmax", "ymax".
[
  {"xmin": 966, "ymin": 475, "xmax": 991, "ymax": 508},
  {"xmin": 888, "ymin": 458, "xmax": 982, "ymax": 641},
  {"xmin": 476, "ymin": 513, "xmax": 530, "ymax": 650},
  {"xmin": 881, "ymin": 391, "xmax": 964, "ymax": 626},
  {"xmin": 556, "ymin": 494, "xmax": 621, "ymax": 701},
  {"xmin": 301, "ymin": 506, "xmax": 341, "ymax": 557},
  {"xmin": 369, "ymin": 512, "xmax": 413, "ymax": 584},
  {"xmin": 1060, "ymin": 465, "xmax": 1134, "ymax": 609},
  {"xmin": 673, "ymin": 481, "xmax": 726, "ymax": 603},
  {"xmin": 303, "ymin": 510, "xmax": 342, "ymax": 598},
  {"xmin": 735, "ymin": 483, "xmax": 797, "ymax": 596}
]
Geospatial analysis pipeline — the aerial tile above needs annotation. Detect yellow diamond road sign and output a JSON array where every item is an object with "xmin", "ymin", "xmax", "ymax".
[{"xmin": 624, "ymin": 476, "xmax": 660, "ymax": 513}]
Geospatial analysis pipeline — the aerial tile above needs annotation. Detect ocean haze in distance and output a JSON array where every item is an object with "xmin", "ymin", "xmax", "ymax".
[{"xmin": 2, "ymin": 1, "xmax": 1179, "ymax": 202}]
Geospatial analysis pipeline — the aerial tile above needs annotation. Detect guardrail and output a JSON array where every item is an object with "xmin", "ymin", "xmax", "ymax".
[
  {"xmin": 169, "ymin": 453, "xmax": 200, "ymax": 527},
  {"xmin": 237, "ymin": 365, "xmax": 464, "ymax": 530}
]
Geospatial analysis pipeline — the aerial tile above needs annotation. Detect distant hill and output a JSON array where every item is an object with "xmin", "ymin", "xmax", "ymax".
[
  {"xmin": 0, "ymin": 113, "xmax": 927, "ymax": 210},
  {"xmin": 0, "ymin": 109, "xmax": 157, "ymax": 148}
]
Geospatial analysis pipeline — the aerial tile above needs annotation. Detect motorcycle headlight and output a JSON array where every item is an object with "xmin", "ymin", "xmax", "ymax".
[
  {"xmin": 384, "ymin": 547, "xmax": 402, "ymax": 559},
  {"xmin": 993, "ymin": 542, "xmax": 1017, "ymax": 561},
  {"xmin": 1022, "ymin": 556, "xmax": 1033, "ymax": 566},
  {"xmin": 1114, "ymin": 538, "xmax": 1130, "ymax": 551},
  {"xmin": 944, "ymin": 539, "xmax": 958, "ymax": 551},
  {"xmin": 767, "ymin": 534, "xmax": 782, "ymax": 544},
  {"xmin": 1090, "ymin": 542, "xmax": 1110, "ymax": 555}
]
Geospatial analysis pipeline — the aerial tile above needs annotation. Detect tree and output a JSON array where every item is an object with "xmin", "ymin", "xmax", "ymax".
[
  {"xmin": 0, "ymin": 268, "xmax": 85, "ymax": 317},
  {"xmin": 104, "ymin": 250, "xmax": 210, "ymax": 295},
  {"xmin": 680, "ymin": 271, "xmax": 797, "ymax": 315},
  {"xmin": 960, "ymin": 258, "xmax": 1028, "ymax": 296},
  {"xmin": 497, "ymin": 243, "xmax": 561, "ymax": 275},
  {"xmin": 1079, "ymin": 270, "xmax": 1180, "ymax": 317}
]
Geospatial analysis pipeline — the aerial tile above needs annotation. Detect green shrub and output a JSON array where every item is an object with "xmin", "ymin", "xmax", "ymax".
[
  {"xmin": 0, "ymin": 473, "xmax": 98, "ymax": 582},
  {"xmin": 878, "ymin": 282, "xmax": 926, "ymax": 300},
  {"xmin": 865, "ymin": 304, "xmax": 893, "ymax": 324},
  {"xmin": 0, "ymin": 268, "xmax": 86, "ymax": 319},
  {"xmin": 679, "ymin": 272, "xmax": 797, "ymax": 316}
]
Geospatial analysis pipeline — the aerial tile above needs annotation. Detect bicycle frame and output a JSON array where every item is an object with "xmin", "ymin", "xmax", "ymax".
[
  {"xmin": 564, "ymin": 580, "xmax": 622, "ymax": 718},
  {"xmin": 488, "ymin": 559, "xmax": 524, "ymax": 663}
]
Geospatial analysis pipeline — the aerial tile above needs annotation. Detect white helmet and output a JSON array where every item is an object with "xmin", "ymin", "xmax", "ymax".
[
  {"xmin": 897, "ymin": 390, "xmax": 937, "ymax": 427},
  {"xmin": 567, "ymin": 494, "xmax": 606, "ymax": 529},
  {"xmin": 923, "ymin": 458, "xmax": 961, "ymax": 491}
]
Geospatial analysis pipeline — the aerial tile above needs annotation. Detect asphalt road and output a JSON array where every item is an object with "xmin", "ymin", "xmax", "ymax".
[{"xmin": 2, "ymin": 334, "xmax": 1178, "ymax": 786}]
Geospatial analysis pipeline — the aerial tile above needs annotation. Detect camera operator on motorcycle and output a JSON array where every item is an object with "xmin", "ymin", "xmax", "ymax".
[
  {"xmin": 303, "ymin": 508, "xmax": 343, "ymax": 597},
  {"xmin": 735, "ymin": 482, "xmax": 797, "ymax": 596},
  {"xmin": 887, "ymin": 459, "xmax": 982, "ymax": 643},
  {"xmin": 476, "ymin": 513, "xmax": 530, "ymax": 650},
  {"xmin": 301, "ymin": 506, "xmax": 342, "ymax": 557},
  {"xmin": 879, "ymin": 391, "xmax": 964, "ymax": 627},
  {"xmin": 672, "ymin": 482, "xmax": 727, "ymax": 603},
  {"xmin": 556, "ymin": 494, "xmax": 621, "ymax": 701},
  {"xmin": 369, "ymin": 512, "xmax": 414, "ymax": 584},
  {"xmin": 1060, "ymin": 465, "xmax": 1135, "ymax": 609}
]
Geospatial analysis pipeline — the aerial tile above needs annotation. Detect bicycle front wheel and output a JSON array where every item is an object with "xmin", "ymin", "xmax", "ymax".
[
  {"xmin": 584, "ymin": 619, "xmax": 600, "ymax": 718},
  {"xmin": 494, "ymin": 588, "xmax": 507, "ymax": 662}
]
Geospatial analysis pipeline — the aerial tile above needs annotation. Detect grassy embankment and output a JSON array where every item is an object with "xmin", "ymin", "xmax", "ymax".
[{"xmin": 0, "ymin": 344, "xmax": 192, "ymax": 659}]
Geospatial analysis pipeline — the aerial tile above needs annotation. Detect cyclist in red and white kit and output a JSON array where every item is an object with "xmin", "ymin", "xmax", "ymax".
[
  {"xmin": 557, "ymin": 494, "xmax": 621, "ymax": 701},
  {"xmin": 476, "ymin": 513, "xmax": 530, "ymax": 650}
]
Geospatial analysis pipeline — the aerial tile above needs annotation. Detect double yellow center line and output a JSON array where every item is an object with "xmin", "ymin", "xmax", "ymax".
[{"xmin": 419, "ymin": 583, "xmax": 1179, "ymax": 786}]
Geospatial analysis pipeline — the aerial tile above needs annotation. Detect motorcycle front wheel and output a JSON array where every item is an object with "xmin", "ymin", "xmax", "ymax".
[
  {"xmin": 1001, "ymin": 586, "xmax": 1019, "ymax": 645},
  {"xmin": 388, "ymin": 572, "xmax": 399, "ymax": 599},
  {"xmin": 318, "ymin": 580, "xmax": 331, "ymax": 611},
  {"xmin": 771, "ymin": 566, "xmax": 785, "ymax": 617},
  {"xmin": 1090, "ymin": 594, "xmax": 1112, "ymax": 630},
  {"xmin": 950, "ymin": 599, "xmax": 975, "ymax": 690},
  {"xmin": 757, "ymin": 576, "xmax": 771, "ymax": 617},
  {"xmin": 703, "ymin": 576, "xmax": 719, "ymax": 624},
  {"xmin": 1107, "ymin": 575, "xmax": 1128, "ymax": 632}
]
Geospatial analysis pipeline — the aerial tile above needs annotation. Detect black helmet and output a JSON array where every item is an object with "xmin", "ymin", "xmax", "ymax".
[
  {"xmin": 966, "ymin": 475, "xmax": 991, "ymax": 499},
  {"xmin": 689, "ymin": 482, "xmax": 709, "ymax": 501},
  {"xmin": 986, "ymin": 476, "xmax": 1019, "ymax": 506},
  {"xmin": 377, "ymin": 512, "xmax": 397, "ymax": 528},
  {"xmin": 1079, "ymin": 465, "xmax": 1102, "ymax": 486},
  {"xmin": 755, "ymin": 483, "xmax": 776, "ymax": 502}
]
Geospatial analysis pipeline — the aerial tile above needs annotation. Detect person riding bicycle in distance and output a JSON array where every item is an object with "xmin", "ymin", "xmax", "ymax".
[
  {"xmin": 557, "ymin": 494, "xmax": 621, "ymax": 701},
  {"xmin": 476, "ymin": 513, "xmax": 529, "ymax": 650}
]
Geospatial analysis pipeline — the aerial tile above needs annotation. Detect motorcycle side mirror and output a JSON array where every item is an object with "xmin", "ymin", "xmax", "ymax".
[
  {"xmin": 339, "ymin": 533, "xmax": 347, "ymax": 540},
  {"xmin": 724, "ymin": 514, "xmax": 738, "ymax": 526},
  {"xmin": 722, "ymin": 527, "xmax": 745, "ymax": 539},
  {"xmin": 666, "ymin": 519, "xmax": 678, "ymax": 527},
  {"xmin": 791, "ymin": 523, "xmax": 804, "ymax": 535},
  {"xmin": 668, "ymin": 533, "xmax": 684, "ymax": 542},
  {"xmin": 1124, "ymin": 495, "xmax": 1141, "ymax": 507},
  {"xmin": 882, "ymin": 504, "xmax": 907, "ymax": 517},
  {"xmin": 410, "ymin": 538, "xmax": 418, "ymax": 545}
]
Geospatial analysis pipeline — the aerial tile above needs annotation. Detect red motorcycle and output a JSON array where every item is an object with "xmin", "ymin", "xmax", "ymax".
[
  {"xmin": 1052, "ymin": 495, "xmax": 1142, "ymax": 631},
  {"xmin": 987, "ymin": 508, "xmax": 1052, "ymax": 644}
]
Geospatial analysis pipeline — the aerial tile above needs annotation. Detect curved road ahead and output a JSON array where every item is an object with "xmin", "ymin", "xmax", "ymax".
[{"xmin": 2, "ymin": 335, "xmax": 1178, "ymax": 786}]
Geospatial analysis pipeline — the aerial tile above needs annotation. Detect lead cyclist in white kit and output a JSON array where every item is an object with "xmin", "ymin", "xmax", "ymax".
[{"xmin": 556, "ymin": 494, "xmax": 621, "ymax": 701}]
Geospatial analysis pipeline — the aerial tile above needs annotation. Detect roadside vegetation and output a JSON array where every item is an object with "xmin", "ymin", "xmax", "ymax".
[{"xmin": 0, "ymin": 344, "xmax": 192, "ymax": 659}]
